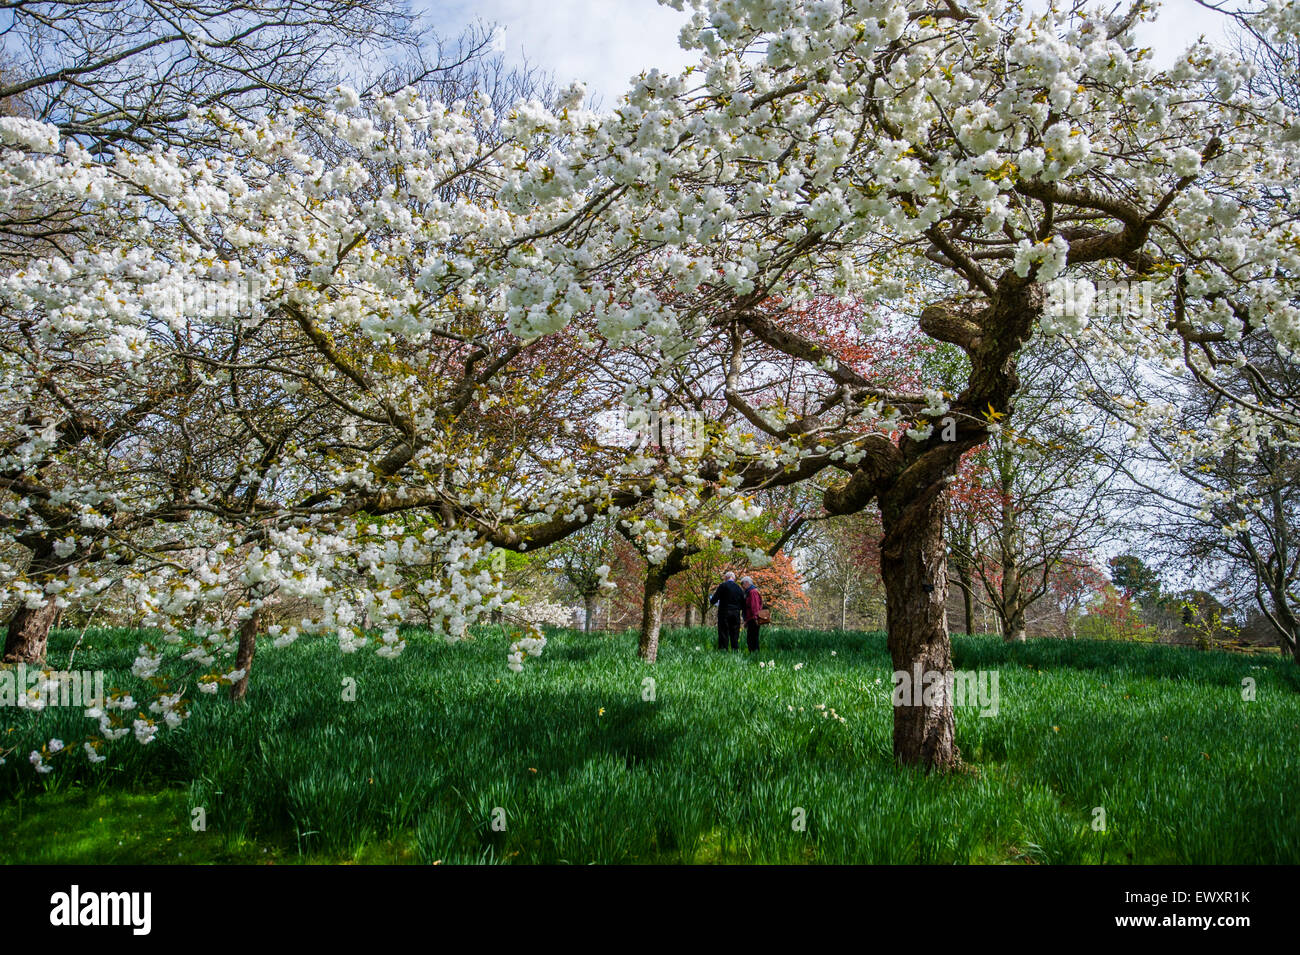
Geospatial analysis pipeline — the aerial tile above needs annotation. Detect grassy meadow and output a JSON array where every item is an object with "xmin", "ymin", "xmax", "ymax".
[{"xmin": 1, "ymin": 624, "xmax": 1297, "ymax": 864}]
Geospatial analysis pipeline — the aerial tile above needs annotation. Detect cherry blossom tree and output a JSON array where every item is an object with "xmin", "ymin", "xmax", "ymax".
[{"xmin": 2, "ymin": 0, "xmax": 1299, "ymax": 773}]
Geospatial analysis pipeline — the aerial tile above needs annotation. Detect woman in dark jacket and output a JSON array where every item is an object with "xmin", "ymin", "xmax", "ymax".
[{"xmin": 740, "ymin": 576, "xmax": 763, "ymax": 653}]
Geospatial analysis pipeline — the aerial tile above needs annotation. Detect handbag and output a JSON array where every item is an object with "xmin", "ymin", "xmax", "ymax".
[{"xmin": 754, "ymin": 592, "xmax": 771, "ymax": 626}]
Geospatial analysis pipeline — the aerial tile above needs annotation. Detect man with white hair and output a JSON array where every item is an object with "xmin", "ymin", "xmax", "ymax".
[{"xmin": 709, "ymin": 571, "xmax": 745, "ymax": 651}]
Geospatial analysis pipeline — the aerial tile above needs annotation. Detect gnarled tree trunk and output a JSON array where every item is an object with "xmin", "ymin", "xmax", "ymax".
[
  {"xmin": 2, "ymin": 596, "xmax": 59, "ymax": 664},
  {"xmin": 230, "ymin": 610, "xmax": 259, "ymax": 702},
  {"xmin": 818, "ymin": 278, "xmax": 1044, "ymax": 770},
  {"xmin": 3, "ymin": 552, "xmax": 60, "ymax": 664},
  {"xmin": 638, "ymin": 567, "xmax": 668, "ymax": 662},
  {"xmin": 880, "ymin": 488, "xmax": 960, "ymax": 771},
  {"xmin": 637, "ymin": 547, "xmax": 688, "ymax": 662}
]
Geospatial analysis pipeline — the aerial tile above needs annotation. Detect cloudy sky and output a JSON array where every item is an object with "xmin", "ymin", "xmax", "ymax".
[{"xmin": 421, "ymin": 0, "xmax": 1239, "ymax": 106}]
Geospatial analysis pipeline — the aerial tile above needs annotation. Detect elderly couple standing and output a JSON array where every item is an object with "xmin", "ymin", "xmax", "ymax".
[{"xmin": 709, "ymin": 571, "xmax": 765, "ymax": 652}]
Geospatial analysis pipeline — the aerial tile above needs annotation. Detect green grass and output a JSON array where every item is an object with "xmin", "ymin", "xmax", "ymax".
[{"xmin": 1, "ymin": 624, "xmax": 1297, "ymax": 864}]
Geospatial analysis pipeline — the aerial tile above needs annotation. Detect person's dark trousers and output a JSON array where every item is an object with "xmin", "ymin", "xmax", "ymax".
[
  {"xmin": 745, "ymin": 621, "xmax": 760, "ymax": 653},
  {"xmin": 717, "ymin": 612, "xmax": 741, "ymax": 650}
]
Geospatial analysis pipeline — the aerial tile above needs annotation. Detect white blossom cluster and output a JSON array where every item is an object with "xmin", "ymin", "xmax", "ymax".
[{"xmin": 507, "ymin": 634, "xmax": 548, "ymax": 673}]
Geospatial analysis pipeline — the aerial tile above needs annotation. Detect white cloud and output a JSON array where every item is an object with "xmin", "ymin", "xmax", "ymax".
[
  {"xmin": 423, "ymin": 0, "xmax": 696, "ymax": 107},
  {"xmin": 1135, "ymin": 0, "xmax": 1237, "ymax": 66}
]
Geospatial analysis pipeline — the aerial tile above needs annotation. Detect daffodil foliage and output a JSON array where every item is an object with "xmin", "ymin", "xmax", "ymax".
[{"xmin": 2, "ymin": 0, "xmax": 1298, "ymax": 767}]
